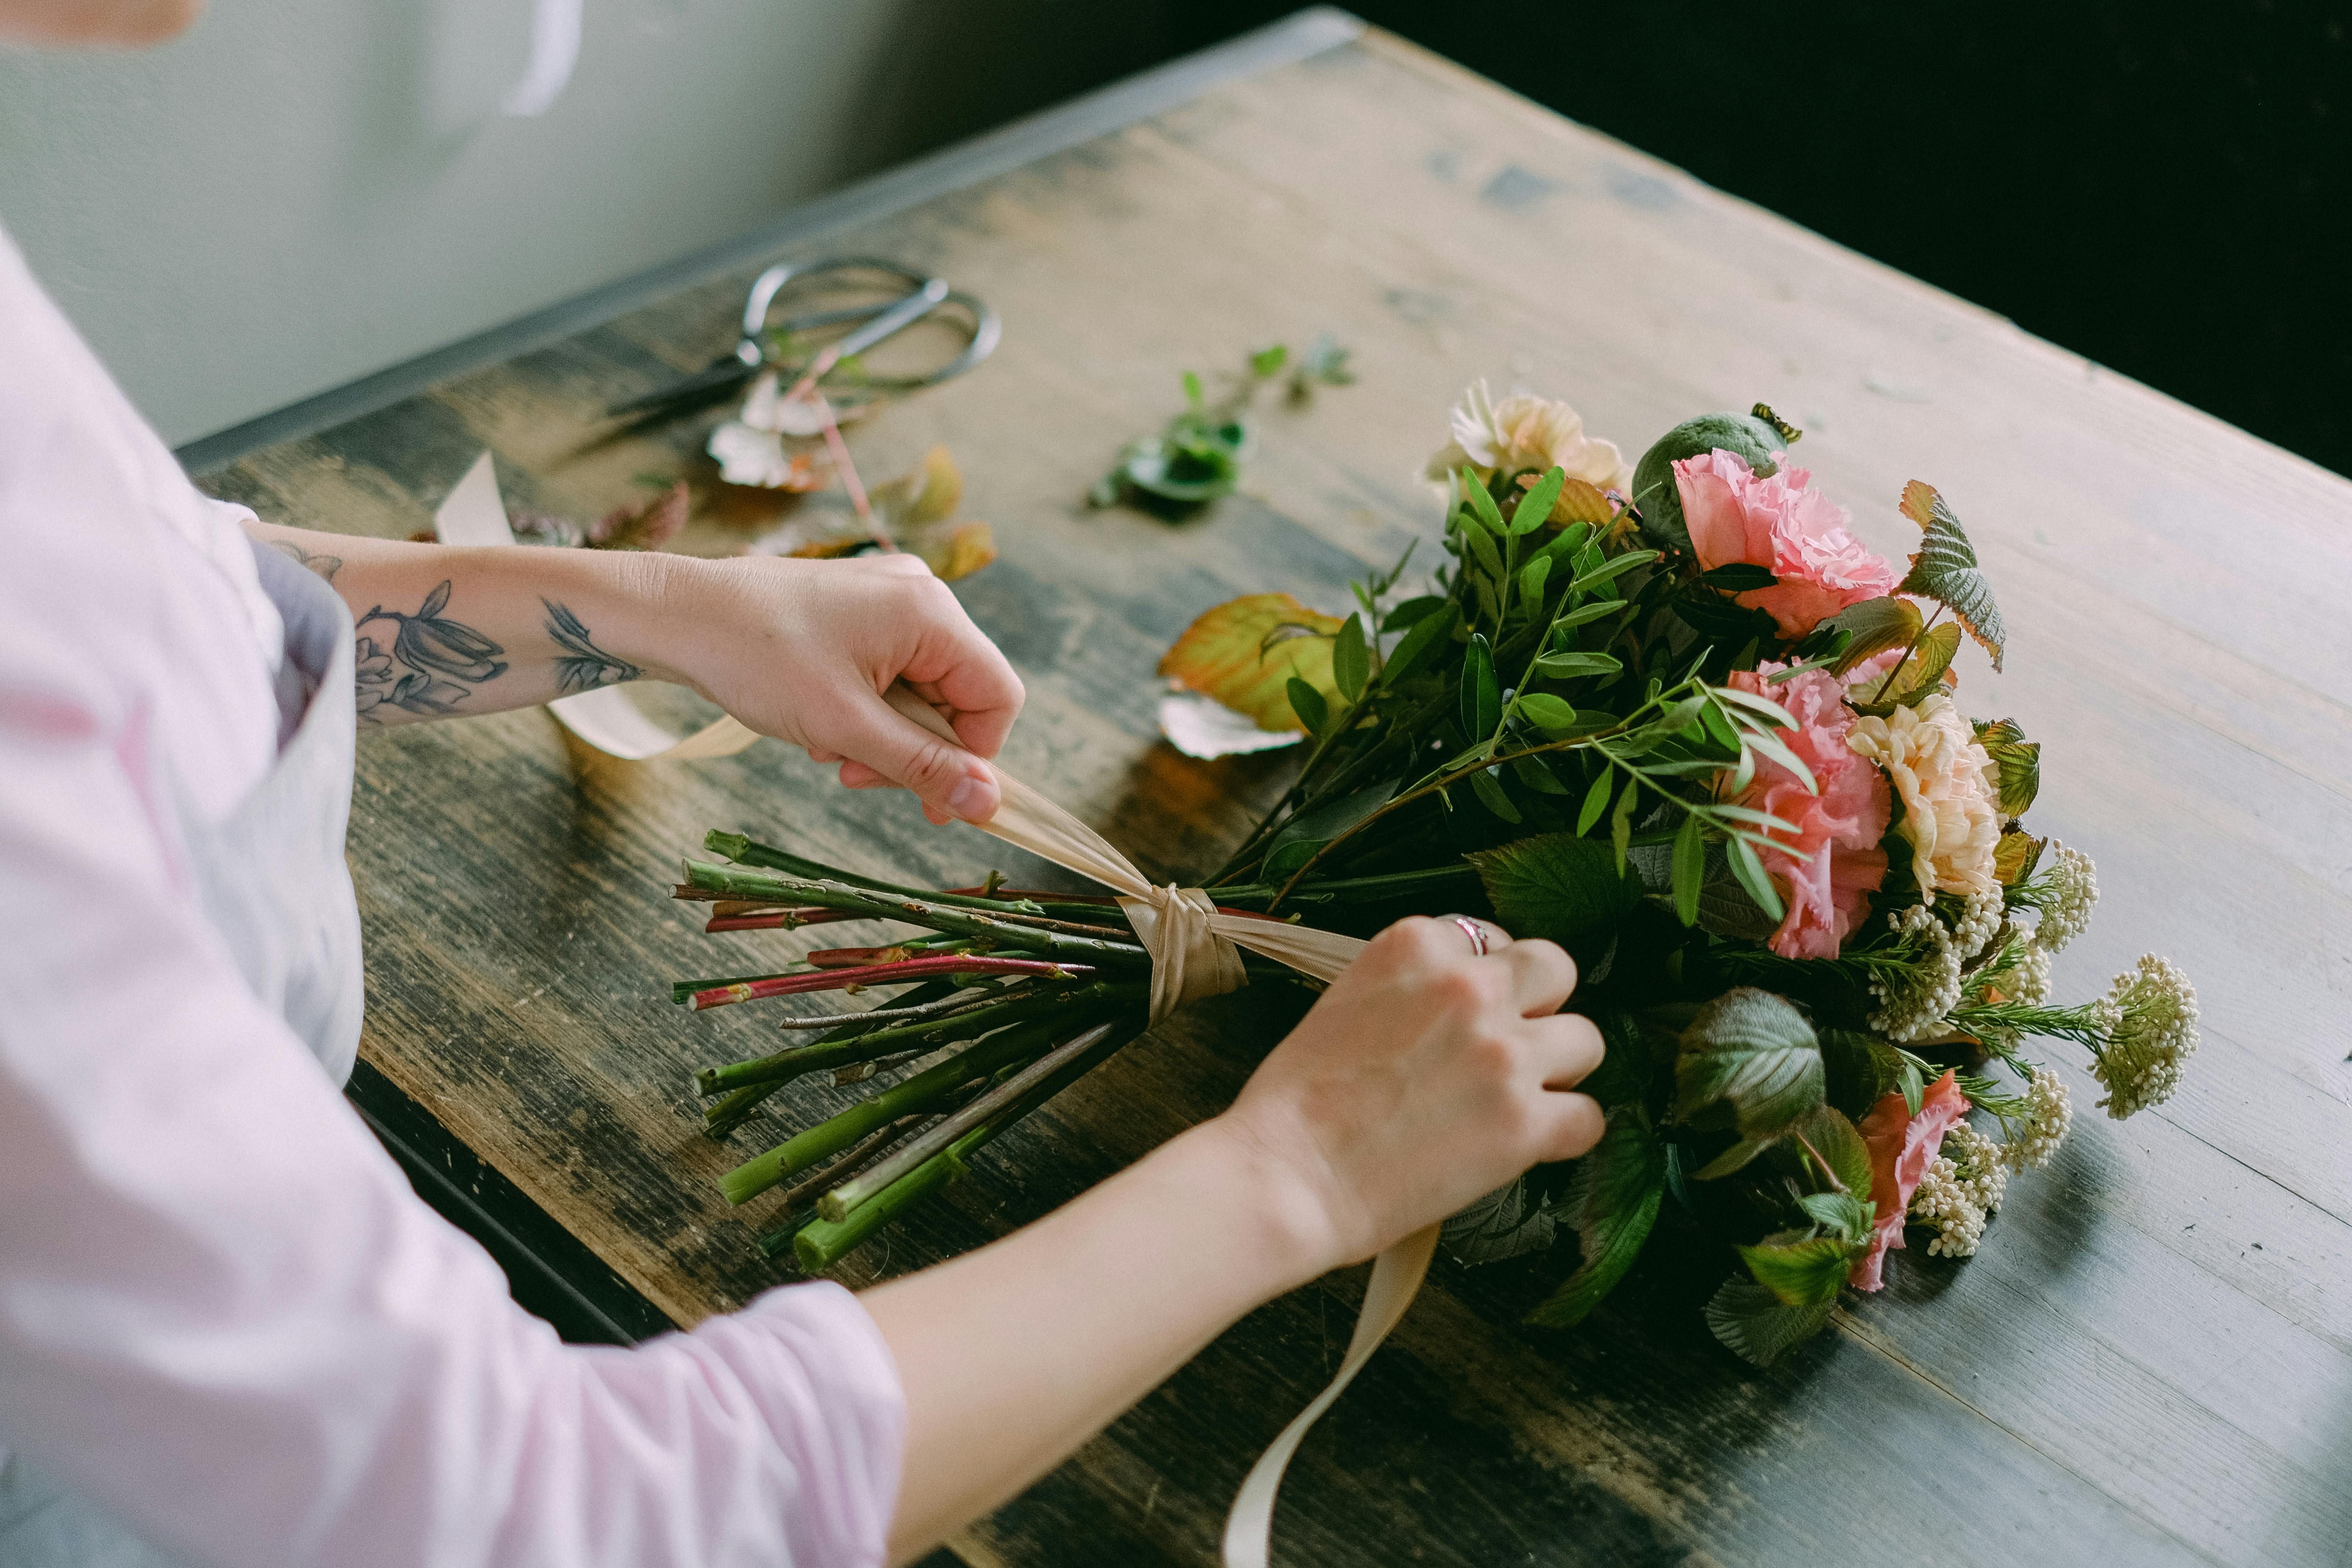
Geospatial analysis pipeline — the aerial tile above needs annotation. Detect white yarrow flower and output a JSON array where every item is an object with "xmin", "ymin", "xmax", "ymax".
[
  {"xmin": 2003, "ymin": 1066, "xmax": 2072, "ymax": 1170},
  {"xmin": 1943, "ymin": 1122, "xmax": 2010, "ymax": 1214},
  {"xmin": 1911, "ymin": 1156, "xmax": 1988, "ymax": 1258},
  {"xmin": 2009, "ymin": 942, "xmax": 2054, "ymax": 1007},
  {"xmin": 1869, "ymin": 903, "xmax": 1966, "ymax": 1042},
  {"xmin": 2034, "ymin": 841, "xmax": 2099, "ymax": 952},
  {"xmin": 2091, "ymin": 954, "xmax": 2200, "ymax": 1119}
]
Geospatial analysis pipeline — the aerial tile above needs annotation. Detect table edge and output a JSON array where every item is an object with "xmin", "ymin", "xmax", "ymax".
[{"xmin": 171, "ymin": 5, "xmax": 1366, "ymax": 476}]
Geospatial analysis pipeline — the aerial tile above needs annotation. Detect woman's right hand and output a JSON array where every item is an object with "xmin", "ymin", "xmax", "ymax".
[{"xmin": 1207, "ymin": 914, "xmax": 1608, "ymax": 1278}]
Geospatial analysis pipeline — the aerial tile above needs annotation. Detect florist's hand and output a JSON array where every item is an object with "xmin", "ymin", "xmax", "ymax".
[
  {"xmin": 655, "ymin": 553, "xmax": 1023, "ymax": 824},
  {"xmin": 1214, "ymin": 915, "xmax": 1606, "ymax": 1275}
]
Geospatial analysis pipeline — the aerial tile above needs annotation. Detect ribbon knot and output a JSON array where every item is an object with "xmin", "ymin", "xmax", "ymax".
[{"xmin": 1118, "ymin": 882, "xmax": 1249, "ymax": 1021}]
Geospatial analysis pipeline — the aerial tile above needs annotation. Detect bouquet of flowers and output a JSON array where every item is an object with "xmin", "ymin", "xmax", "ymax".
[{"xmin": 667, "ymin": 383, "xmax": 2197, "ymax": 1364}]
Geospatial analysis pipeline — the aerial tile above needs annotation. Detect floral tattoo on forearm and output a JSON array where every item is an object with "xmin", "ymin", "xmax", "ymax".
[
  {"xmin": 353, "ymin": 580, "xmax": 506, "ymax": 722},
  {"xmin": 544, "ymin": 599, "xmax": 642, "ymax": 694}
]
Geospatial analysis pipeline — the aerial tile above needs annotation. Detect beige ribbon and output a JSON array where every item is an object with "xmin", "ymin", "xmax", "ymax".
[
  {"xmin": 435, "ymin": 452, "xmax": 1438, "ymax": 1558},
  {"xmin": 880, "ymin": 688, "xmax": 1440, "ymax": 1568}
]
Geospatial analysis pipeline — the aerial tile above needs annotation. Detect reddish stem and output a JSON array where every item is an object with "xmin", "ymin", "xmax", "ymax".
[
  {"xmin": 689, "ymin": 955, "xmax": 1093, "ymax": 1012},
  {"xmin": 704, "ymin": 907, "xmax": 861, "ymax": 934}
]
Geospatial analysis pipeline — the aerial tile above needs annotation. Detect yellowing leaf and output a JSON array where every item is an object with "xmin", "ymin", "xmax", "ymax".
[
  {"xmin": 874, "ymin": 446, "xmax": 963, "ymax": 528},
  {"xmin": 1549, "ymin": 476, "xmax": 1618, "ymax": 526},
  {"xmin": 916, "ymin": 521, "xmax": 996, "ymax": 582},
  {"xmin": 1159, "ymin": 593, "xmax": 1343, "ymax": 732}
]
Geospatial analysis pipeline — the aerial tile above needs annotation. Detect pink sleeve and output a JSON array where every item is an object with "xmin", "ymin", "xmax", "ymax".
[{"xmin": 0, "ymin": 663, "xmax": 905, "ymax": 1566}]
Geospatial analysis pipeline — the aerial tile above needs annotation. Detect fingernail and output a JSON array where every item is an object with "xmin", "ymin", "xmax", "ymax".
[{"xmin": 947, "ymin": 774, "xmax": 995, "ymax": 824}]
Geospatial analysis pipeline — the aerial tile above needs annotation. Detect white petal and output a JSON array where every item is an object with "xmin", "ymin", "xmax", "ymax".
[
  {"xmin": 1158, "ymin": 692, "xmax": 1304, "ymax": 759},
  {"xmin": 707, "ymin": 422, "xmax": 793, "ymax": 487}
]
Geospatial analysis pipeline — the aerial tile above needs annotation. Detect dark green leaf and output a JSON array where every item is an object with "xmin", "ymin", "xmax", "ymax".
[
  {"xmin": 1441, "ymin": 1178, "xmax": 1557, "ymax": 1265},
  {"xmin": 1262, "ymin": 785, "xmax": 1394, "ymax": 880},
  {"xmin": 1725, "ymin": 834, "xmax": 1786, "ymax": 922},
  {"xmin": 1382, "ymin": 602, "xmax": 1458, "ymax": 686},
  {"xmin": 1286, "ymin": 676, "xmax": 1328, "ymax": 738},
  {"xmin": 1519, "ymin": 555, "xmax": 1553, "ymax": 608},
  {"xmin": 1696, "ymin": 562, "xmax": 1778, "ymax": 591},
  {"xmin": 1459, "ymin": 633, "xmax": 1501, "ymax": 738},
  {"xmin": 1526, "ymin": 1107, "xmax": 1667, "ymax": 1328},
  {"xmin": 1704, "ymin": 1274, "xmax": 1835, "ymax": 1367},
  {"xmin": 1511, "ymin": 466, "xmax": 1566, "ymax": 536},
  {"xmin": 1736, "ymin": 1233, "xmax": 1855, "ymax": 1307},
  {"xmin": 1533, "ymin": 650, "xmax": 1623, "ymax": 680},
  {"xmin": 1610, "ymin": 772, "xmax": 1639, "ymax": 873},
  {"xmin": 1511, "ymin": 754, "xmax": 1571, "ymax": 795},
  {"xmin": 1570, "ymin": 550, "xmax": 1659, "ymax": 595},
  {"xmin": 1381, "ymin": 594, "xmax": 1446, "ymax": 633},
  {"xmin": 1897, "ymin": 481, "xmax": 2006, "ymax": 671},
  {"xmin": 1462, "ymin": 520, "xmax": 1505, "ymax": 582},
  {"xmin": 1576, "ymin": 768, "xmax": 1614, "ymax": 835},
  {"xmin": 1673, "ymin": 988, "xmax": 1824, "ymax": 1139},
  {"xmin": 1467, "ymin": 830, "xmax": 1645, "ymax": 943},
  {"xmin": 1670, "ymin": 812, "xmax": 1705, "ymax": 927},
  {"xmin": 1793, "ymin": 1102, "xmax": 1873, "ymax": 1200},
  {"xmin": 1469, "ymin": 767, "xmax": 1522, "ymax": 822},
  {"xmin": 1516, "ymin": 692, "xmax": 1580, "ymax": 731},
  {"xmin": 1554, "ymin": 599, "xmax": 1629, "ymax": 630},
  {"xmin": 1332, "ymin": 613, "xmax": 1369, "ymax": 703}
]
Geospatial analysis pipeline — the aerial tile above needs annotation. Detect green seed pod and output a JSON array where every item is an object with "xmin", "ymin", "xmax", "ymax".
[{"xmin": 1631, "ymin": 405, "xmax": 1799, "ymax": 557}]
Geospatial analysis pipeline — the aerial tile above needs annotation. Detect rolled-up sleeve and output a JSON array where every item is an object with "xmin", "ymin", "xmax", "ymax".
[{"xmin": 0, "ymin": 679, "xmax": 904, "ymax": 1568}]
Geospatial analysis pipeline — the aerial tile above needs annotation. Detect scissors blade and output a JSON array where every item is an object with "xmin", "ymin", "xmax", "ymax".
[{"xmin": 825, "ymin": 277, "xmax": 950, "ymax": 363}]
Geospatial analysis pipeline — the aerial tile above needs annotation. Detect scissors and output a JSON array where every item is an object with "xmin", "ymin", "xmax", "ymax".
[{"xmin": 605, "ymin": 257, "xmax": 1000, "ymax": 421}]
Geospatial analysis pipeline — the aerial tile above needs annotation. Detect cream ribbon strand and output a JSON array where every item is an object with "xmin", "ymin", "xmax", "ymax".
[
  {"xmin": 433, "ymin": 453, "xmax": 1437, "ymax": 1558},
  {"xmin": 880, "ymin": 688, "xmax": 1441, "ymax": 1568}
]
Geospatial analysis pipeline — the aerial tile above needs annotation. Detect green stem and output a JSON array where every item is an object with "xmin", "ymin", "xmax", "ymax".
[
  {"xmin": 700, "ymin": 979, "xmax": 963, "ymax": 1140},
  {"xmin": 680, "ymin": 862, "xmax": 1154, "ymax": 970},
  {"xmin": 716, "ymin": 1008, "xmax": 1113, "ymax": 1205},
  {"xmin": 706, "ymin": 831, "xmax": 1049, "ymax": 916}
]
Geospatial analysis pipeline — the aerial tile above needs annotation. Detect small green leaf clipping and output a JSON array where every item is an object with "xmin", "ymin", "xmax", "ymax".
[
  {"xmin": 1249, "ymin": 343, "xmax": 1288, "ymax": 378},
  {"xmin": 1670, "ymin": 812, "xmax": 1706, "ymax": 927},
  {"xmin": 1525, "ymin": 1106, "xmax": 1667, "ymax": 1328},
  {"xmin": 1460, "ymin": 632, "xmax": 1501, "ymax": 738},
  {"xmin": 1974, "ymin": 717, "xmax": 2041, "ymax": 817},
  {"xmin": 1673, "ymin": 988, "xmax": 1825, "ymax": 1143},
  {"xmin": 1511, "ymin": 466, "xmax": 1566, "ymax": 536},
  {"xmin": 1704, "ymin": 1274, "xmax": 1834, "ymax": 1367},
  {"xmin": 1331, "ymin": 613, "xmax": 1369, "ymax": 703},
  {"xmin": 1897, "ymin": 481, "xmax": 2006, "ymax": 671},
  {"xmin": 1467, "ymin": 831, "xmax": 1645, "ymax": 943},
  {"xmin": 1736, "ymin": 1231, "xmax": 1854, "ymax": 1308},
  {"xmin": 1533, "ymin": 650, "xmax": 1623, "ymax": 680},
  {"xmin": 1286, "ymin": 676, "xmax": 1328, "ymax": 738},
  {"xmin": 1576, "ymin": 769, "xmax": 1614, "ymax": 835},
  {"xmin": 1181, "ymin": 369, "xmax": 1204, "ymax": 409},
  {"xmin": 1516, "ymin": 692, "xmax": 1580, "ymax": 732},
  {"xmin": 1462, "ymin": 469, "xmax": 1507, "ymax": 533}
]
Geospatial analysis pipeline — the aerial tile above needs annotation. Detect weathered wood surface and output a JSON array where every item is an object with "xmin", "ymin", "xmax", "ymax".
[{"xmin": 196, "ymin": 20, "xmax": 2352, "ymax": 1568}]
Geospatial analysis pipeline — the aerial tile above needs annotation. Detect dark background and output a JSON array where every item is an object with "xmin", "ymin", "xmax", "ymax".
[{"xmin": 875, "ymin": 2, "xmax": 2351, "ymax": 479}]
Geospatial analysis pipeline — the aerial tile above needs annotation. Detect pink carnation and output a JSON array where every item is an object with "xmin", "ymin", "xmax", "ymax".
[
  {"xmin": 1674, "ymin": 450, "xmax": 1901, "ymax": 637},
  {"xmin": 1849, "ymin": 1070, "xmax": 1968, "ymax": 1291},
  {"xmin": 1724, "ymin": 663, "xmax": 1890, "ymax": 960}
]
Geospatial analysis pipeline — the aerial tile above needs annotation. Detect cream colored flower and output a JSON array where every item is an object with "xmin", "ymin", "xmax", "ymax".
[
  {"xmin": 1422, "ymin": 379, "xmax": 1633, "ymax": 494},
  {"xmin": 1846, "ymin": 694, "xmax": 2004, "ymax": 902}
]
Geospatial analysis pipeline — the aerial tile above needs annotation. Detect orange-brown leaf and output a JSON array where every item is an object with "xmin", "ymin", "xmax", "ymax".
[{"xmin": 1159, "ymin": 593, "xmax": 1344, "ymax": 732}]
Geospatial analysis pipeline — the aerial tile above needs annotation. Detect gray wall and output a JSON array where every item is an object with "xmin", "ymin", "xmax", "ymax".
[{"xmin": 0, "ymin": 0, "xmax": 1167, "ymax": 446}]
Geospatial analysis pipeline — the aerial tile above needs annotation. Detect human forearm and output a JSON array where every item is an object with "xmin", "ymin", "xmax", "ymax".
[
  {"xmin": 859, "ymin": 1117, "xmax": 1331, "ymax": 1562},
  {"xmin": 248, "ymin": 523, "xmax": 686, "ymax": 726}
]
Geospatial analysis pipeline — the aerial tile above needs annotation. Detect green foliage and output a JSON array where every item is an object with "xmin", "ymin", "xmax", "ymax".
[
  {"xmin": 1896, "ymin": 481, "xmax": 2007, "ymax": 671},
  {"xmin": 1468, "ymin": 831, "xmax": 1644, "ymax": 942},
  {"xmin": 1674, "ymin": 989, "xmax": 1825, "ymax": 1156},
  {"xmin": 1811, "ymin": 595, "xmax": 1923, "ymax": 675},
  {"xmin": 1851, "ymin": 621, "xmax": 1960, "ymax": 716},
  {"xmin": 1793, "ymin": 1102, "xmax": 1873, "ymax": 1200},
  {"xmin": 1459, "ymin": 632, "xmax": 1501, "ymax": 738},
  {"xmin": 1094, "ymin": 339, "xmax": 1352, "ymax": 509},
  {"xmin": 1286, "ymin": 675, "xmax": 1328, "ymax": 738},
  {"xmin": 1671, "ymin": 812, "xmax": 1706, "ymax": 927},
  {"xmin": 1440, "ymin": 1177, "xmax": 1557, "ymax": 1265},
  {"xmin": 1469, "ymin": 767, "xmax": 1522, "ymax": 822},
  {"xmin": 1511, "ymin": 466, "xmax": 1567, "ymax": 535},
  {"xmin": 1704, "ymin": 1275, "xmax": 1834, "ymax": 1367},
  {"xmin": 1381, "ymin": 601, "xmax": 1458, "ymax": 686},
  {"xmin": 1975, "ymin": 717, "xmax": 2041, "ymax": 817},
  {"xmin": 1737, "ymin": 1232, "xmax": 1855, "ymax": 1307},
  {"xmin": 1526, "ymin": 1107, "xmax": 1667, "ymax": 1328},
  {"xmin": 1630, "ymin": 409, "xmax": 1792, "ymax": 554},
  {"xmin": 1332, "ymin": 613, "xmax": 1369, "ymax": 703}
]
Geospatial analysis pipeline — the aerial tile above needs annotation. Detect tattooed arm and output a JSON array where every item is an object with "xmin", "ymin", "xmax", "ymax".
[{"xmin": 243, "ymin": 523, "xmax": 1024, "ymax": 824}]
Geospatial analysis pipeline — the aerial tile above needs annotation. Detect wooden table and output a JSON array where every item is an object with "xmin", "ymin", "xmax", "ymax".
[{"xmin": 187, "ymin": 10, "xmax": 2352, "ymax": 1564}]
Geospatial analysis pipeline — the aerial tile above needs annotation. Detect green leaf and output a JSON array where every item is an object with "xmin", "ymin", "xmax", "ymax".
[
  {"xmin": 1462, "ymin": 519, "xmax": 1505, "ymax": 583},
  {"xmin": 1248, "ymin": 343, "xmax": 1288, "ymax": 378},
  {"xmin": 1673, "ymin": 988, "xmax": 1825, "ymax": 1139},
  {"xmin": 1725, "ymin": 834, "xmax": 1785, "ymax": 922},
  {"xmin": 1331, "ymin": 613, "xmax": 1369, "ymax": 703},
  {"xmin": 1609, "ymin": 772, "xmax": 1639, "ymax": 874},
  {"xmin": 1440, "ymin": 1177, "xmax": 1557, "ymax": 1265},
  {"xmin": 1462, "ymin": 470, "xmax": 1506, "ymax": 534},
  {"xmin": 1459, "ymin": 633, "xmax": 1501, "ymax": 738},
  {"xmin": 1712, "ymin": 684, "xmax": 1795, "ymax": 728},
  {"xmin": 1519, "ymin": 554, "xmax": 1553, "ymax": 606},
  {"xmin": 1670, "ymin": 811, "xmax": 1705, "ymax": 927},
  {"xmin": 1735, "ymin": 721, "xmax": 1818, "ymax": 793},
  {"xmin": 1533, "ymin": 650, "xmax": 1624, "ymax": 680},
  {"xmin": 1261, "ymin": 785, "xmax": 1395, "ymax": 880},
  {"xmin": 1469, "ymin": 767, "xmax": 1521, "ymax": 822},
  {"xmin": 1813, "ymin": 595, "xmax": 1924, "ymax": 675},
  {"xmin": 1696, "ymin": 561, "xmax": 1778, "ymax": 591},
  {"xmin": 1799, "ymin": 1190, "xmax": 1877, "ymax": 1245},
  {"xmin": 1525, "ymin": 1107, "xmax": 1667, "ymax": 1329},
  {"xmin": 1511, "ymin": 466, "xmax": 1566, "ymax": 535},
  {"xmin": 1993, "ymin": 824, "xmax": 2046, "ymax": 885},
  {"xmin": 1381, "ymin": 602, "xmax": 1458, "ymax": 686},
  {"xmin": 1569, "ymin": 550, "xmax": 1659, "ymax": 596},
  {"xmin": 1974, "ymin": 717, "xmax": 2041, "ymax": 817},
  {"xmin": 1467, "ymin": 831, "xmax": 1645, "ymax": 943},
  {"xmin": 1516, "ymin": 691, "xmax": 1580, "ymax": 732},
  {"xmin": 1736, "ymin": 1233, "xmax": 1854, "ymax": 1308},
  {"xmin": 1511, "ymin": 754, "xmax": 1570, "ymax": 794},
  {"xmin": 1181, "ymin": 369, "xmax": 1204, "ymax": 408},
  {"xmin": 1794, "ymin": 1102, "xmax": 1873, "ymax": 1200},
  {"xmin": 1575, "ymin": 768, "xmax": 1614, "ymax": 835},
  {"xmin": 1704, "ymin": 1274, "xmax": 1835, "ymax": 1367},
  {"xmin": 1897, "ymin": 481, "xmax": 2006, "ymax": 670},
  {"xmin": 1381, "ymin": 594, "xmax": 1446, "ymax": 633},
  {"xmin": 1286, "ymin": 676, "xmax": 1328, "ymax": 738},
  {"xmin": 1850, "ymin": 622, "xmax": 1961, "ymax": 717},
  {"xmin": 1555, "ymin": 599, "xmax": 1629, "ymax": 630}
]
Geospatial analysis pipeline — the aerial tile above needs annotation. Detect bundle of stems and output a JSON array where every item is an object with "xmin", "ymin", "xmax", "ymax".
[{"xmin": 675, "ymin": 830, "xmax": 1470, "ymax": 1269}]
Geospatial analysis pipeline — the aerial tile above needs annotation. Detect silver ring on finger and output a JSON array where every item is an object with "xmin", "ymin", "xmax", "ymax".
[{"xmin": 1452, "ymin": 916, "xmax": 1490, "ymax": 957}]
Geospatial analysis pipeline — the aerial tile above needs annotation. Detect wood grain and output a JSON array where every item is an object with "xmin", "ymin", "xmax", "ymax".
[{"xmin": 195, "ymin": 23, "xmax": 2352, "ymax": 1568}]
